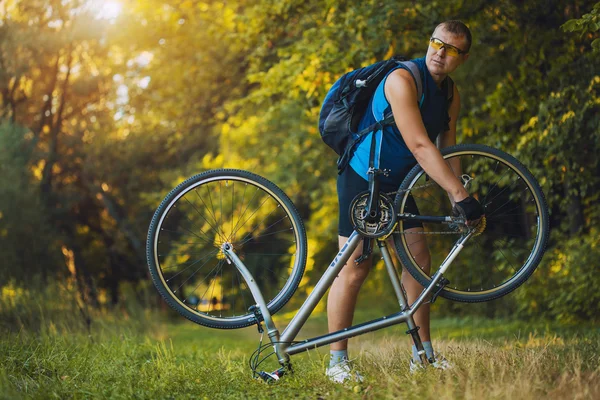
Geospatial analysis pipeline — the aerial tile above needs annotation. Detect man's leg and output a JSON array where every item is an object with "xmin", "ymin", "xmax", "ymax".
[{"xmin": 327, "ymin": 236, "xmax": 372, "ymax": 351}]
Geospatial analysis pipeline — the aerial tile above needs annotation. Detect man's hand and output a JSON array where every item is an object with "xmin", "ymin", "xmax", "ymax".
[{"xmin": 452, "ymin": 196, "xmax": 484, "ymax": 225}]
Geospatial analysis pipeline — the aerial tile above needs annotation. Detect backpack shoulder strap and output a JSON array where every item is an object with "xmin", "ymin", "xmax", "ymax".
[
  {"xmin": 446, "ymin": 76, "xmax": 454, "ymax": 106},
  {"xmin": 381, "ymin": 60, "xmax": 424, "ymax": 122},
  {"xmin": 398, "ymin": 61, "xmax": 424, "ymax": 107}
]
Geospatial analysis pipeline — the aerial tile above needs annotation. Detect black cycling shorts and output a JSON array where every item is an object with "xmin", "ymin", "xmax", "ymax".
[{"xmin": 337, "ymin": 166, "xmax": 423, "ymax": 237}]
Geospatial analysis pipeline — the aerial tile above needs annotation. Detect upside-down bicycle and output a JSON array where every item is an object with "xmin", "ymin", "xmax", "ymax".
[{"xmin": 146, "ymin": 144, "xmax": 549, "ymax": 381}]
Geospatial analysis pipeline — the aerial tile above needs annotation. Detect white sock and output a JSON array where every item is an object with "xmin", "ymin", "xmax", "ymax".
[
  {"xmin": 412, "ymin": 341, "xmax": 434, "ymax": 360},
  {"xmin": 329, "ymin": 349, "xmax": 348, "ymax": 367}
]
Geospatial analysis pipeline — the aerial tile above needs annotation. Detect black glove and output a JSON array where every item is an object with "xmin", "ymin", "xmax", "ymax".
[{"xmin": 452, "ymin": 196, "xmax": 484, "ymax": 222}]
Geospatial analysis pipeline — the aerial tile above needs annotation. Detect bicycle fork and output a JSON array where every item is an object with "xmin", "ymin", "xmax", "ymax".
[{"xmin": 221, "ymin": 244, "xmax": 286, "ymax": 361}]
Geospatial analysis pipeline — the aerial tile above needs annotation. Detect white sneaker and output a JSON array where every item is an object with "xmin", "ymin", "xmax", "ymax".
[
  {"xmin": 325, "ymin": 360, "xmax": 364, "ymax": 384},
  {"xmin": 409, "ymin": 354, "xmax": 453, "ymax": 373},
  {"xmin": 431, "ymin": 355, "xmax": 452, "ymax": 370}
]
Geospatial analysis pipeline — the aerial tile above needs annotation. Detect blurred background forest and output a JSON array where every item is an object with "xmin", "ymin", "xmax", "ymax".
[{"xmin": 1, "ymin": 0, "xmax": 599, "ymax": 332}]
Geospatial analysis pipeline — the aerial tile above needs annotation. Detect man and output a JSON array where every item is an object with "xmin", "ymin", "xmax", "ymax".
[{"xmin": 326, "ymin": 20, "xmax": 483, "ymax": 383}]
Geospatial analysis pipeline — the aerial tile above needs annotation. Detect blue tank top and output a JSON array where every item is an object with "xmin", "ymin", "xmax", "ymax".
[{"xmin": 348, "ymin": 57, "xmax": 451, "ymax": 187}]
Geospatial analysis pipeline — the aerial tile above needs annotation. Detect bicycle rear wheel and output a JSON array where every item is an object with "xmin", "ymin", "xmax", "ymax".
[
  {"xmin": 393, "ymin": 144, "xmax": 549, "ymax": 302},
  {"xmin": 147, "ymin": 169, "xmax": 307, "ymax": 328}
]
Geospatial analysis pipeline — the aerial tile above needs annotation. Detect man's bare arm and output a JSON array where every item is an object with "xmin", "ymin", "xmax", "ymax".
[
  {"xmin": 438, "ymin": 83, "xmax": 462, "ymax": 203},
  {"xmin": 385, "ymin": 69, "xmax": 468, "ymax": 203}
]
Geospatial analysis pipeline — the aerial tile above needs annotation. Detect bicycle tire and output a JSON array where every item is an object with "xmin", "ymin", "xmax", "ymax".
[
  {"xmin": 393, "ymin": 144, "xmax": 549, "ymax": 302},
  {"xmin": 147, "ymin": 169, "xmax": 307, "ymax": 329}
]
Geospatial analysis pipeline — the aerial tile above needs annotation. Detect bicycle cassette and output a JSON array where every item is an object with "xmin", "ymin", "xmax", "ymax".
[
  {"xmin": 349, "ymin": 191, "xmax": 397, "ymax": 238},
  {"xmin": 473, "ymin": 215, "xmax": 487, "ymax": 235}
]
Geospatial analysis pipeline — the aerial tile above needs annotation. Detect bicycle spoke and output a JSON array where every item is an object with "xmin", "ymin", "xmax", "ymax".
[
  {"xmin": 237, "ymin": 213, "xmax": 288, "ymax": 245},
  {"xmin": 243, "ymin": 252, "xmax": 296, "ymax": 257},
  {"xmin": 230, "ymin": 181, "xmax": 235, "ymax": 243},
  {"xmin": 161, "ymin": 227, "xmax": 215, "ymax": 246},
  {"xmin": 229, "ymin": 182, "xmax": 248, "ymax": 242},
  {"xmin": 235, "ymin": 269, "xmax": 248, "ymax": 314},
  {"xmin": 194, "ymin": 259, "xmax": 226, "ymax": 309},
  {"xmin": 184, "ymin": 196, "xmax": 226, "ymax": 243},
  {"xmin": 486, "ymin": 187, "xmax": 531, "ymax": 218},
  {"xmin": 481, "ymin": 164, "xmax": 512, "ymax": 207},
  {"xmin": 408, "ymin": 191, "xmax": 445, "ymax": 208},
  {"xmin": 242, "ymin": 257, "xmax": 292, "ymax": 279},
  {"xmin": 165, "ymin": 205, "xmax": 217, "ymax": 245},
  {"xmin": 486, "ymin": 213, "xmax": 532, "ymax": 220},
  {"xmin": 487, "ymin": 237, "xmax": 527, "ymax": 271},
  {"xmin": 487, "ymin": 202, "xmax": 530, "ymax": 220},
  {"xmin": 174, "ymin": 257, "xmax": 223, "ymax": 294},
  {"xmin": 149, "ymin": 172, "xmax": 307, "ymax": 327},
  {"xmin": 220, "ymin": 264, "xmax": 224, "ymax": 317},
  {"xmin": 241, "ymin": 239, "xmax": 297, "ymax": 245},
  {"xmin": 232, "ymin": 197, "xmax": 276, "ymax": 241},
  {"xmin": 229, "ymin": 186, "xmax": 262, "ymax": 239},
  {"xmin": 160, "ymin": 249, "xmax": 220, "ymax": 274},
  {"xmin": 480, "ymin": 230, "xmax": 532, "ymax": 241},
  {"xmin": 219, "ymin": 181, "xmax": 223, "ymax": 242},
  {"xmin": 208, "ymin": 262, "xmax": 219, "ymax": 313},
  {"xmin": 204, "ymin": 184, "xmax": 220, "ymax": 231},
  {"xmin": 481, "ymin": 175, "xmax": 521, "ymax": 208},
  {"xmin": 231, "ymin": 267, "xmax": 236, "ymax": 316},
  {"xmin": 392, "ymin": 148, "xmax": 547, "ymax": 301},
  {"xmin": 236, "ymin": 227, "xmax": 296, "ymax": 246}
]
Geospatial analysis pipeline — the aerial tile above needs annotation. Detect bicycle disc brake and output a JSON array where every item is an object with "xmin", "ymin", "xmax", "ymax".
[{"xmin": 350, "ymin": 191, "xmax": 396, "ymax": 238}]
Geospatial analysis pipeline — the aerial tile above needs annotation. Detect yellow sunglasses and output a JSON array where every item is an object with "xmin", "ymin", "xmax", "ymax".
[{"xmin": 429, "ymin": 37, "xmax": 467, "ymax": 57}]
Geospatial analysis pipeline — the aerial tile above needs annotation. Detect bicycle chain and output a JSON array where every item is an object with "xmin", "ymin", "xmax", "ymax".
[
  {"xmin": 397, "ymin": 230, "xmax": 461, "ymax": 235},
  {"xmin": 387, "ymin": 182, "xmax": 463, "ymax": 235}
]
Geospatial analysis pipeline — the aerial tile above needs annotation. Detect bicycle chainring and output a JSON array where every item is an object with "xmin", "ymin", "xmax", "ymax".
[{"xmin": 349, "ymin": 191, "xmax": 397, "ymax": 238}]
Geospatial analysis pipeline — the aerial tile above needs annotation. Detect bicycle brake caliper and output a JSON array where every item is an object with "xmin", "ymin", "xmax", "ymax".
[
  {"xmin": 461, "ymin": 174, "xmax": 473, "ymax": 189},
  {"xmin": 354, "ymin": 238, "xmax": 373, "ymax": 265},
  {"xmin": 249, "ymin": 305, "xmax": 264, "ymax": 334},
  {"xmin": 430, "ymin": 276, "xmax": 450, "ymax": 304}
]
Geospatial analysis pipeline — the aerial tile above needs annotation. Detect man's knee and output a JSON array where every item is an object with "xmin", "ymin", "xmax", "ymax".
[{"xmin": 338, "ymin": 259, "xmax": 371, "ymax": 288}]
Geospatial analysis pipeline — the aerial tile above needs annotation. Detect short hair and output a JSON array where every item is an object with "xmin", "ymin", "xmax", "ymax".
[{"xmin": 435, "ymin": 20, "xmax": 472, "ymax": 53}]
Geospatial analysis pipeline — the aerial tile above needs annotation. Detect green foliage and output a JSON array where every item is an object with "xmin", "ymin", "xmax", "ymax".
[
  {"xmin": 2, "ymin": 0, "xmax": 600, "ymax": 322},
  {"xmin": 517, "ymin": 70, "xmax": 600, "ymax": 233},
  {"xmin": 0, "ymin": 123, "xmax": 62, "ymax": 283},
  {"xmin": 562, "ymin": 2, "xmax": 600, "ymax": 51},
  {"xmin": 515, "ymin": 231, "xmax": 600, "ymax": 323}
]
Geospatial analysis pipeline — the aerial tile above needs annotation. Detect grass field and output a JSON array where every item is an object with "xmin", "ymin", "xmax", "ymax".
[{"xmin": 1, "ymin": 310, "xmax": 599, "ymax": 400}]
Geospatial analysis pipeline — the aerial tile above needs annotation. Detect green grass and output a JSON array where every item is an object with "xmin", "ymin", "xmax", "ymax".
[{"xmin": 1, "ymin": 311, "xmax": 599, "ymax": 399}]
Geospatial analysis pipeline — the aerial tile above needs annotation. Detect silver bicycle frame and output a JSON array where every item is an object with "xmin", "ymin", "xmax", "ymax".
[{"xmin": 222, "ymin": 229, "xmax": 474, "ymax": 366}]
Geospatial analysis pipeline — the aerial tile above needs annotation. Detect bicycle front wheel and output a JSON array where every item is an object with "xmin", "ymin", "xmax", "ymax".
[
  {"xmin": 393, "ymin": 144, "xmax": 549, "ymax": 302},
  {"xmin": 147, "ymin": 169, "xmax": 307, "ymax": 329}
]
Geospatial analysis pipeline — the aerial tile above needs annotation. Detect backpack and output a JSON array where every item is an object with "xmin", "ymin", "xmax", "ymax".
[{"xmin": 318, "ymin": 56, "xmax": 454, "ymax": 172}]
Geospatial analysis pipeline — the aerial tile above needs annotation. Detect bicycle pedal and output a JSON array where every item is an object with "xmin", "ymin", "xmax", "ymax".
[{"xmin": 256, "ymin": 367, "xmax": 286, "ymax": 383}]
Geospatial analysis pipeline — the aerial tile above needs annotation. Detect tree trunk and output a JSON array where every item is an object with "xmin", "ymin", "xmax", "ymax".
[{"xmin": 40, "ymin": 48, "xmax": 73, "ymax": 197}]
